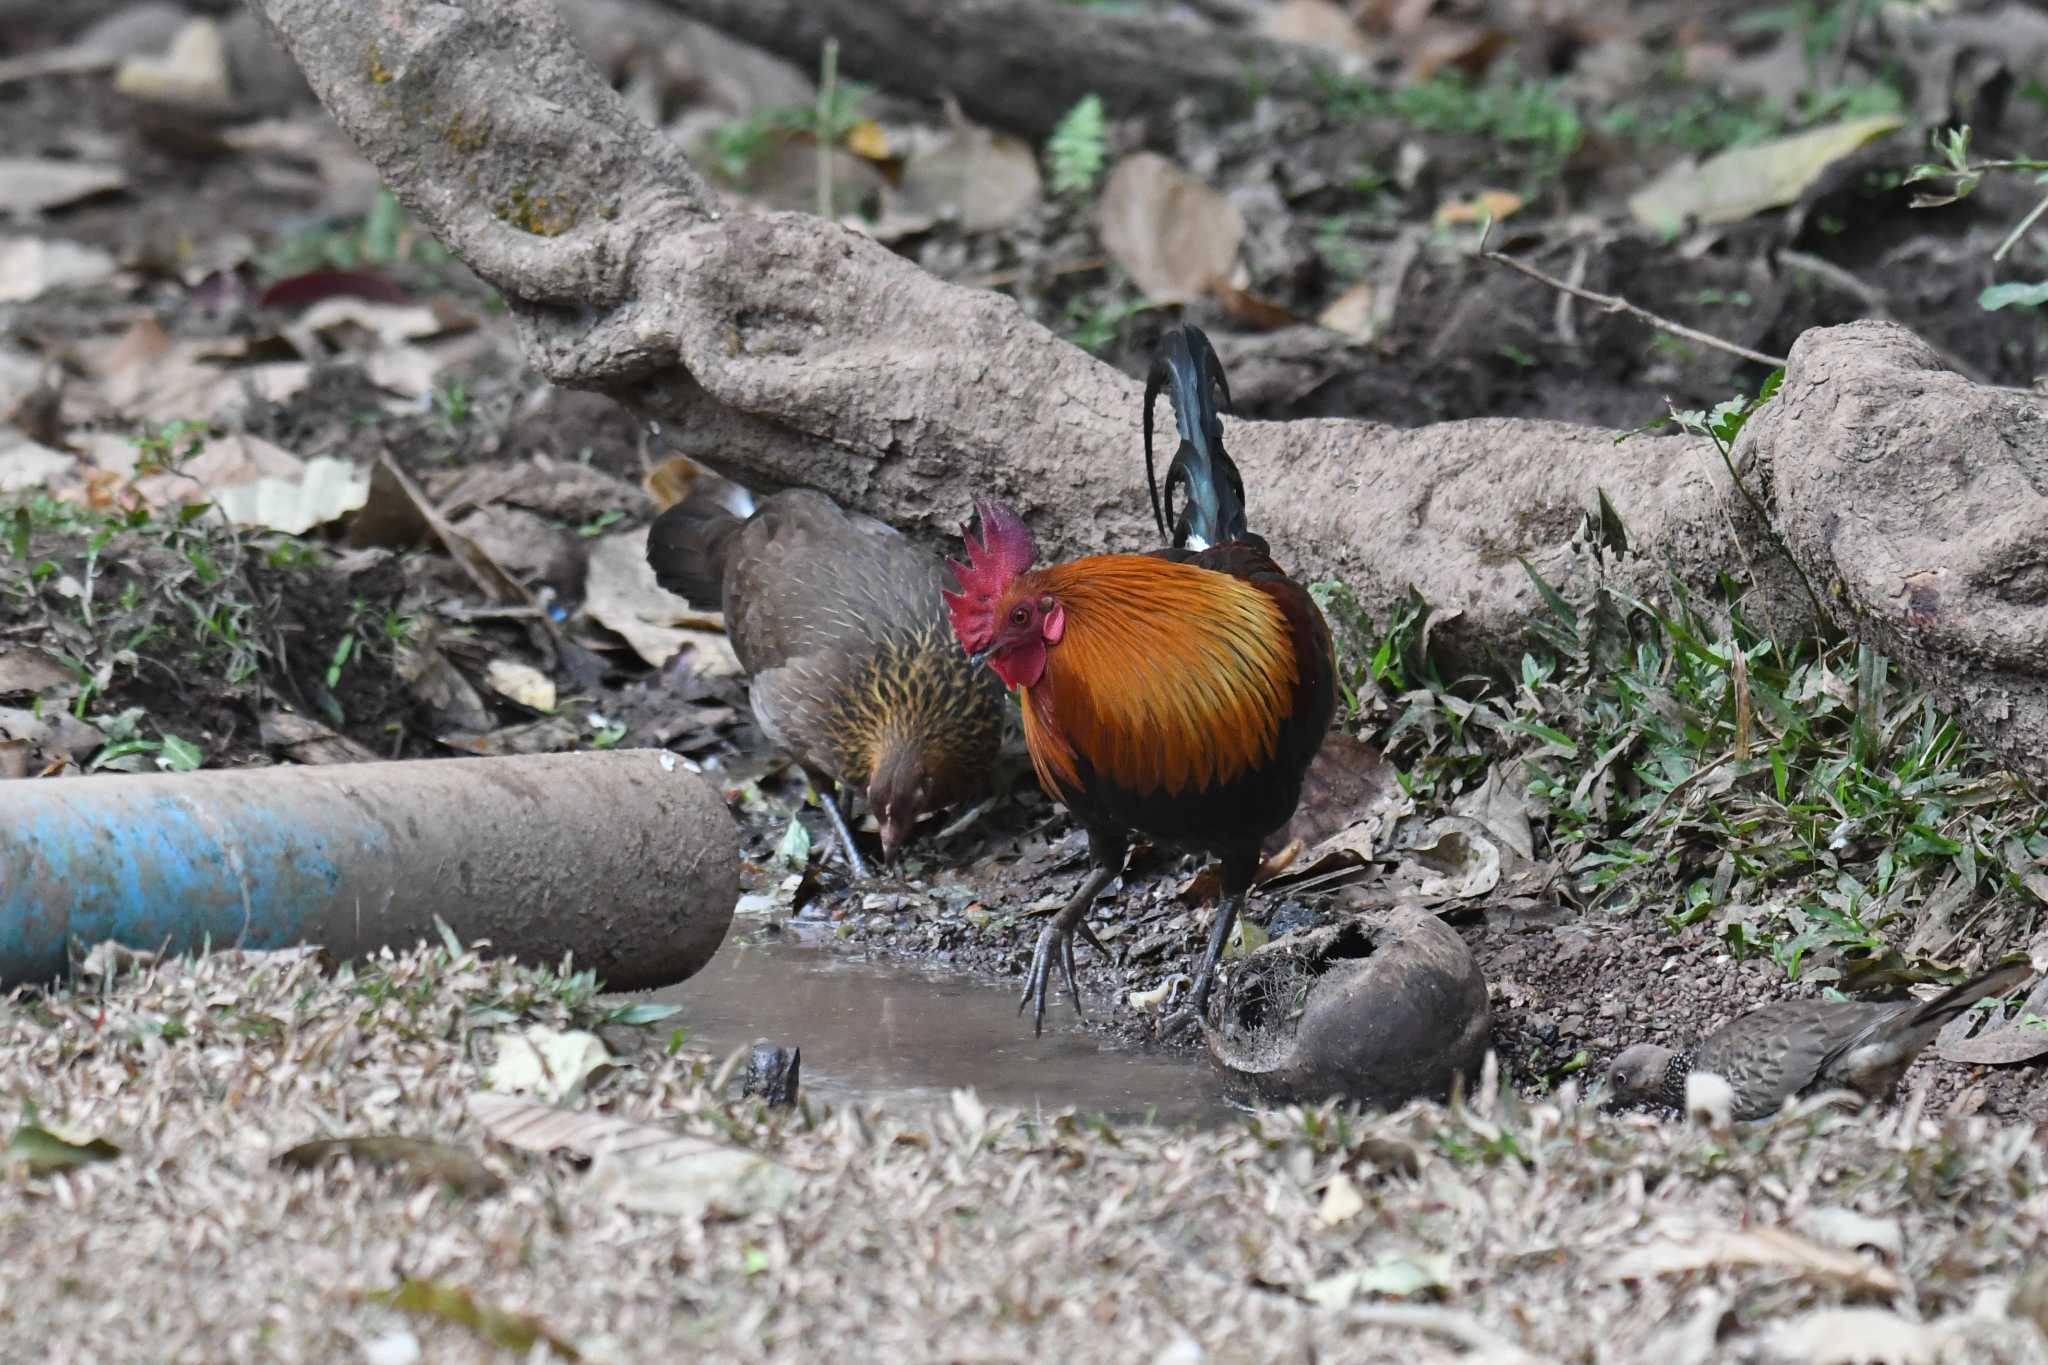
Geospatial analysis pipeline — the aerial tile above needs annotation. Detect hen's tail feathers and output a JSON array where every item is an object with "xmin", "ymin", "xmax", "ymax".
[
  {"xmin": 1897, "ymin": 960, "xmax": 2035, "ymax": 1035},
  {"xmin": 1144, "ymin": 323, "xmax": 1248, "ymax": 551},
  {"xmin": 646, "ymin": 489, "xmax": 747, "ymax": 610}
]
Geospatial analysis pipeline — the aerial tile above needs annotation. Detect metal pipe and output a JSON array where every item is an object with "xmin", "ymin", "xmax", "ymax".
[{"xmin": 1, "ymin": 750, "xmax": 738, "ymax": 991}]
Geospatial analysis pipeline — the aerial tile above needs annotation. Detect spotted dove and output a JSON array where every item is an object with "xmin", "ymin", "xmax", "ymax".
[{"xmin": 1607, "ymin": 961, "xmax": 2034, "ymax": 1122}]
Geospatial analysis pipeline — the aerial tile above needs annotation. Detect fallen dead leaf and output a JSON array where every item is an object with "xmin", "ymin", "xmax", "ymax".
[
  {"xmin": 0, "ymin": 439, "xmax": 75, "ymax": 495},
  {"xmin": 0, "ymin": 705, "xmax": 104, "ymax": 766},
  {"xmin": 0, "ymin": 648, "xmax": 76, "ymax": 698},
  {"xmin": 0, "ymin": 237, "xmax": 120, "ymax": 302},
  {"xmin": 1451, "ymin": 764, "xmax": 1537, "ymax": 863},
  {"xmin": 259, "ymin": 710, "xmax": 379, "ymax": 765},
  {"xmin": 1098, "ymin": 153, "xmax": 1244, "ymax": 304},
  {"xmin": 1317, "ymin": 1170, "xmax": 1366, "ymax": 1225},
  {"xmin": 1434, "ymin": 188, "xmax": 1524, "ymax": 227},
  {"xmin": 208, "ymin": 454, "xmax": 370, "ymax": 535},
  {"xmin": 1266, "ymin": 733, "xmax": 1402, "ymax": 856},
  {"xmin": 0, "ymin": 158, "xmax": 126, "ymax": 217},
  {"xmin": 883, "ymin": 104, "xmax": 1042, "ymax": 236},
  {"xmin": 465, "ymin": 1091, "xmax": 800, "ymax": 1219},
  {"xmin": 1317, "ymin": 281, "xmax": 1378, "ymax": 342},
  {"xmin": 275, "ymin": 1135, "xmax": 504, "ymax": 1197},
  {"xmin": 1761, "ymin": 1307, "xmax": 1946, "ymax": 1365},
  {"xmin": 484, "ymin": 1025, "xmax": 612, "ymax": 1103},
  {"xmin": 1392, "ymin": 820, "xmax": 1502, "ymax": 902},
  {"xmin": 437, "ymin": 716, "xmax": 585, "ymax": 757},
  {"xmin": 583, "ymin": 527, "xmax": 741, "ymax": 673},
  {"xmin": 358, "ymin": 455, "xmax": 529, "ymax": 607},
  {"xmin": 128, "ymin": 432, "xmax": 306, "ymax": 515},
  {"xmin": 484, "ymin": 659, "xmax": 558, "ymax": 713},
  {"xmin": 1608, "ymin": 1224, "xmax": 1905, "ymax": 1296},
  {"xmin": 1934, "ymin": 973, "xmax": 2048, "ymax": 1065},
  {"xmin": 1628, "ymin": 115, "xmax": 1905, "ymax": 233},
  {"xmin": 1261, "ymin": 0, "xmax": 1375, "ymax": 57},
  {"xmin": 113, "ymin": 18, "xmax": 232, "ymax": 110}
]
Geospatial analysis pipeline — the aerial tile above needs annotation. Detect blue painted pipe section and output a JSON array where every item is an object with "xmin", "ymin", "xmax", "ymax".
[{"xmin": 1, "ymin": 750, "xmax": 738, "ymax": 991}]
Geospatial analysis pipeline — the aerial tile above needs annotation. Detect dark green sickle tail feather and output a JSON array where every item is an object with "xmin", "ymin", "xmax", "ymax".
[{"xmin": 1144, "ymin": 323, "xmax": 1250, "ymax": 551}]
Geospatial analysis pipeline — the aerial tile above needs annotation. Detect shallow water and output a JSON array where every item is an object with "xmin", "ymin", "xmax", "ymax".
[{"xmin": 651, "ymin": 930, "xmax": 1239, "ymax": 1127}]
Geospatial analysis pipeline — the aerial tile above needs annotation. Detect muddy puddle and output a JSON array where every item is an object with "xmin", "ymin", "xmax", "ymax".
[{"xmin": 651, "ymin": 930, "xmax": 1239, "ymax": 1127}]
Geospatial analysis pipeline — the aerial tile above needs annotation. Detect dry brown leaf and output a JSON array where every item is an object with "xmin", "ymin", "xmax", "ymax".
[
  {"xmin": 884, "ymin": 107, "xmax": 1042, "ymax": 236},
  {"xmin": 1265, "ymin": 733, "xmax": 1403, "ymax": 857},
  {"xmin": 1934, "ymin": 974, "xmax": 2048, "ymax": 1065},
  {"xmin": 298, "ymin": 297, "xmax": 453, "ymax": 349},
  {"xmin": 437, "ymin": 715, "xmax": 584, "ymax": 757},
  {"xmin": 1408, "ymin": 25, "xmax": 1514, "ymax": 81},
  {"xmin": 0, "ymin": 706, "xmax": 104, "ymax": 766},
  {"xmin": 0, "ymin": 237, "xmax": 119, "ymax": 302},
  {"xmin": 127, "ymin": 432, "xmax": 306, "ymax": 515},
  {"xmin": 1260, "ymin": 0, "xmax": 1375, "ymax": 57},
  {"xmin": 1629, "ymin": 116, "xmax": 1905, "ymax": 232},
  {"xmin": 259, "ymin": 710, "xmax": 378, "ymax": 765},
  {"xmin": 113, "ymin": 18, "xmax": 232, "ymax": 110},
  {"xmin": 275, "ymin": 1135, "xmax": 504, "ymax": 1197},
  {"xmin": 1761, "ymin": 1307, "xmax": 1945, "ymax": 1364},
  {"xmin": 485, "ymin": 659, "xmax": 558, "ymax": 713},
  {"xmin": 465, "ymin": 1091, "xmax": 798, "ymax": 1219},
  {"xmin": 1210, "ymin": 279, "xmax": 1301, "ymax": 331},
  {"xmin": 360, "ymin": 455, "xmax": 530, "ymax": 607},
  {"xmin": 1608, "ymin": 1225, "xmax": 1905, "ymax": 1296},
  {"xmin": 0, "ymin": 440, "xmax": 75, "ymax": 496},
  {"xmin": 0, "ymin": 648, "xmax": 74, "ymax": 698},
  {"xmin": 0, "ymin": 158, "xmax": 126, "ymax": 216},
  {"xmin": 484, "ymin": 1026, "xmax": 612, "ymax": 1103},
  {"xmin": 208, "ymin": 455, "xmax": 370, "ymax": 535},
  {"xmin": 1098, "ymin": 153, "xmax": 1244, "ymax": 304},
  {"xmin": 1434, "ymin": 189, "xmax": 1524, "ymax": 226},
  {"xmin": 1317, "ymin": 282, "xmax": 1378, "ymax": 342},
  {"xmin": 583, "ymin": 527, "xmax": 740, "ymax": 672}
]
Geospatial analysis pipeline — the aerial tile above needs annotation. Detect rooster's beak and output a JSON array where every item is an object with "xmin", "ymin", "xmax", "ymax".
[{"xmin": 968, "ymin": 647, "xmax": 993, "ymax": 667}]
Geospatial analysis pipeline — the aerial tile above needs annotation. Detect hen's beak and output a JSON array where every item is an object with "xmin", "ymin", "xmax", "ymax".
[{"xmin": 968, "ymin": 646, "xmax": 993, "ymax": 667}]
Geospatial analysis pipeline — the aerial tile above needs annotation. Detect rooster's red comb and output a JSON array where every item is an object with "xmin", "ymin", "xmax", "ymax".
[{"xmin": 942, "ymin": 499, "xmax": 1037, "ymax": 652}]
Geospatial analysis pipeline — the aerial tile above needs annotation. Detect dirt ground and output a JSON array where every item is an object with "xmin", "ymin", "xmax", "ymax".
[{"xmin": 7, "ymin": 0, "xmax": 2048, "ymax": 1356}]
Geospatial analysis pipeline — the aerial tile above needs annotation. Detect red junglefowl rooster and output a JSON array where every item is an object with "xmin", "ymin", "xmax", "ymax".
[
  {"xmin": 944, "ymin": 323, "xmax": 1337, "ymax": 1036},
  {"xmin": 648, "ymin": 485, "xmax": 1007, "ymax": 877}
]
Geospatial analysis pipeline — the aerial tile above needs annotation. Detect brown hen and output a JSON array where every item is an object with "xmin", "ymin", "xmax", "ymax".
[{"xmin": 648, "ymin": 486, "xmax": 1006, "ymax": 875}]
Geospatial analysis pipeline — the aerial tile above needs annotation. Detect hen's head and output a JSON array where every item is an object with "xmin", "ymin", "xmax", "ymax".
[{"xmin": 945, "ymin": 500, "xmax": 1064, "ymax": 690}]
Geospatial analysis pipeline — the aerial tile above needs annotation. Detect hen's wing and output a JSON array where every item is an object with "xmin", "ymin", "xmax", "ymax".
[{"xmin": 722, "ymin": 490, "xmax": 950, "ymax": 674}]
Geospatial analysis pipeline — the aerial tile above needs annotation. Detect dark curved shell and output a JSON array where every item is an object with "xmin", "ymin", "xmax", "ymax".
[{"xmin": 1205, "ymin": 909, "xmax": 1491, "ymax": 1110}]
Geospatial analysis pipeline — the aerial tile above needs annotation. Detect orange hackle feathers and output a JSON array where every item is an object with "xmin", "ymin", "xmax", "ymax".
[{"xmin": 1018, "ymin": 555, "xmax": 1297, "ymax": 799}]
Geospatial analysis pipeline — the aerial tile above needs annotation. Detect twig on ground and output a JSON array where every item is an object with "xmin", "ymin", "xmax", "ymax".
[{"xmin": 1476, "ymin": 222, "xmax": 1790, "ymax": 370}]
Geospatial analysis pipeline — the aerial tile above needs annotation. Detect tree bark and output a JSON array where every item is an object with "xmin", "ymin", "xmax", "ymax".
[
  {"xmin": 246, "ymin": 0, "xmax": 2048, "ymax": 793},
  {"xmin": 653, "ymin": 0, "xmax": 1339, "ymax": 139},
  {"xmin": 243, "ymin": 0, "xmax": 1808, "ymax": 675}
]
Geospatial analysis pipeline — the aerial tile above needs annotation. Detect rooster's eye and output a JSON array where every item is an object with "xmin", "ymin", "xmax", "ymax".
[{"xmin": 1010, "ymin": 605, "xmax": 1030, "ymax": 625}]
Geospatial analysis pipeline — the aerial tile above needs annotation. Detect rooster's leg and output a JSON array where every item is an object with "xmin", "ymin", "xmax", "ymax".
[
  {"xmin": 1019, "ymin": 864, "xmax": 1118, "ymax": 1037},
  {"xmin": 1159, "ymin": 892, "xmax": 1242, "ymax": 1040},
  {"xmin": 814, "ymin": 785, "xmax": 871, "ymax": 881}
]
